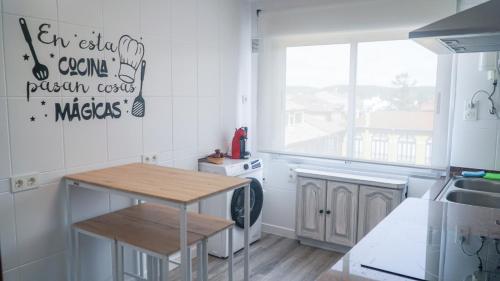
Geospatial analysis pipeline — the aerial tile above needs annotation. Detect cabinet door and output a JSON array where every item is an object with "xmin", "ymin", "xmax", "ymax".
[
  {"xmin": 325, "ymin": 181, "xmax": 359, "ymax": 246},
  {"xmin": 357, "ymin": 186, "xmax": 401, "ymax": 241},
  {"xmin": 296, "ymin": 177, "xmax": 326, "ymax": 240}
]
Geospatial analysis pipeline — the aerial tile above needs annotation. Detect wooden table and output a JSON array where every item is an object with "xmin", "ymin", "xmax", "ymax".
[{"xmin": 64, "ymin": 163, "xmax": 251, "ymax": 281}]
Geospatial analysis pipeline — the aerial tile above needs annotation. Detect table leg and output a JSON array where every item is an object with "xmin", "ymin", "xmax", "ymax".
[
  {"xmin": 65, "ymin": 182, "xmax": 74, "ymax": 281},
  {"xmin": 74, "ymin": 230, "xmax": 80, "ymax": 281},
  {"xmin": 228, "ymin": 226, "xmax": 233, "ymax": 281},
  {"xmin": 244, "ymin": 183, "xmax": 250, "ymax": 281},
  {"xmin": 196, "ymin": 242, "xmax": 203, "ymax": 281},
  {"xmin": 202, "ymin": 239, "xmax": 208, "ymax": 281},
  {"xmin": 180, "ymin": 204, "xmax": 191, "ymax": 281}
]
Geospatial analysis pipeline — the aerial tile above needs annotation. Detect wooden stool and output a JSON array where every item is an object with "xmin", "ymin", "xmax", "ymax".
[{"xmin": 73, "ymin": 203, "xmax": 235, "ymax": 281}]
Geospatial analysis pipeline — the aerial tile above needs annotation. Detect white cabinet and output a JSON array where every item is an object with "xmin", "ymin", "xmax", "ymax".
[
  {"xmin": 296, "ymin": 177, "xmax": 326, "ymax": 241},
  {"xmin": 296, "ymin": 174, "xmax": 405, "ymax": 249},
  {"xmin": 357, "ymin": 185, "xmax": 402, "ymax": 241},
  {"xmin": 325, "ymin": 182, "xmax": 358, "ymax": 247}
]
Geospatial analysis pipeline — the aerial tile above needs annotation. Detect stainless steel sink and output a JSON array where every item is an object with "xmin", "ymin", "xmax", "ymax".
[
  {"xmin": 440, "ymin": 177, "xmax": 500, "ymax": 209},
  {"xmin": 446, "ymin": 190, "xmax": 500, "ymax": 209},
  {"xmin": 454, "ymin": 178, "xmax": 500, "ymax": 194}
]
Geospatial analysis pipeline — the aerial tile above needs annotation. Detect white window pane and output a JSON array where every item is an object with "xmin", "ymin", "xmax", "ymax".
[
  {"xmin": 285, "ymin": 44, "xmax": 350, "ymax": 157},
  {"xmin": 355, "ymin": 40, "xmax": 437, "ymax": 166}
]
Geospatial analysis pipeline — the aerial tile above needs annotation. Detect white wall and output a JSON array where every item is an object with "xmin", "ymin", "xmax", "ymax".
[
  {"xmin": 450, "ymin": 53, "xmax": 500, "ymax": 170},
  {"xmin": 449, "ymin": 0, "xmax": 500, "ymax": 170},
  {"xmin": 0, "ymin": 0, "xmax": 249, "ymax": 280}
]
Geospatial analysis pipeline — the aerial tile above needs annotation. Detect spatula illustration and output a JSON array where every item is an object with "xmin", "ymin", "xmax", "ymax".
[
  {"xmin": 19, "ymin": 18, "xmax": 49, "ymax": 82},
  {"xmin": 131, "ymin": 60, "xmax": 146, "ymax": 118}
]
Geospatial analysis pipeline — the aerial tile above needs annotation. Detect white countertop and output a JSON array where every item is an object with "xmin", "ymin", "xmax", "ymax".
[{"xmin": 295, "ymin": 168, "xmax": 408, "ymax": 190}]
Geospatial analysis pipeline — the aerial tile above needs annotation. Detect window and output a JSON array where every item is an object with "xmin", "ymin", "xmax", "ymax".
[
  {"xmin": 285, "ymin": 44, "xmax": 350, "ymax": 158},
  {"xmin": 371, "ymin": 134, "xmax": 389, "ymax": 161},
  {"xmin": 397, "ymin": 135, "xmax": 417, "ymax": 163},
  {"xmin": 276, "ymin": 39, "xmax": 445, "ymax": 167}
]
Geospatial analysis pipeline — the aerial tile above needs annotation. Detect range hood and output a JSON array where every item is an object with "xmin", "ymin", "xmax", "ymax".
[{"xmin": 409, "ymin": 0, "xmax": 500, "ymax": 54}]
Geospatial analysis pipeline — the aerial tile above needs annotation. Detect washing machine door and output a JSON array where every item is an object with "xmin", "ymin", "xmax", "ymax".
[{"xmin": 230, "ymin": 177, "xmax": 263, "ymax": 228}]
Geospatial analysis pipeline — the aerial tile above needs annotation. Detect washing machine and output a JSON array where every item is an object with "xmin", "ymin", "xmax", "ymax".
[{"xmin": 199, "ymin": 158, "xmax": 264, "ymax": 258}]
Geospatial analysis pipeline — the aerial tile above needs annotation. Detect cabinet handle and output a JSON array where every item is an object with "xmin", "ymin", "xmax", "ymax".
[
  {"xmin": 319, "ymin": 210, "xmax": 324, "ymax": 214},
  {"xmin": 326, "ymin": 210, "xmax": 331, "ymax": 215}
]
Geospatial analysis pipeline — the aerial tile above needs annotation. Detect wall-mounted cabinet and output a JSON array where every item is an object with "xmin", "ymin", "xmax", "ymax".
[{"xmin": 295, "ymin": 169, "xmax": 406, "ymax": 250}]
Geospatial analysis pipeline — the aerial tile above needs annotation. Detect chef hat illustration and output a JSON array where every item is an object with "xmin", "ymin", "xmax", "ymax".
[{"xmin": 118, "ymin": 35, "xmax": 145, "ymax": 84}]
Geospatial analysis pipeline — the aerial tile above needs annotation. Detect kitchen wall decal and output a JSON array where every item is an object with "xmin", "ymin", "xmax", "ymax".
[
  {"xmin": 131, "ymin": 60, "xmax": 146, "ymax": 117},
  {"xmin": 18, "ymin": 17, "xmax": 147, "ymax": 122},
  {"xmin": 118, "ymin": 35, "xmax": 145, "ymax": 84},
  {"xmin": 19, "ymin": 18, "xmax": 49, "ymax": 84}
]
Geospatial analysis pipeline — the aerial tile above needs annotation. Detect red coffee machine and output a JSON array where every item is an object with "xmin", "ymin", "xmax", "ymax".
[{"xmin": 231, "ymin": 127, "xmax": 250, "ymax": 159}]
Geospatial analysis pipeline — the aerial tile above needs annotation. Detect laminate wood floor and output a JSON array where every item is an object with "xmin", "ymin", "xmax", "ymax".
[{"xmin": 168, "ymin": 233, "xmax": 343, "ymax": 281}]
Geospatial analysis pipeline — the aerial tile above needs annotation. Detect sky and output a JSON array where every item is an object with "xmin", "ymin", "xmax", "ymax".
[{"xmin": 286, "ymin": 40, "xmax": 438, "ymax": 89}]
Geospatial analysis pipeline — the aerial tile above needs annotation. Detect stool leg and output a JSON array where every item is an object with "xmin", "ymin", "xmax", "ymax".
[
  {"xmin": 197, "ymin": 242, "xmax": 203, "ymax": 281},
  {"xmin": 74, "ymin": 229, "xmax": 80, "ymax": 281},
  {"xmin": 141, "ymin": 252, "xmax": 147, "ymax": 278},
  {"xmin": 228, "ymin": 228, "xmax": 233, "ymax": 281},
  {"xmin": 147, "ymin": 255, "xmax": 154, "ymax": 281},
  {"xmin": 188, "ymin": 247, "xmax": 192, "ymax": 281},
  {"xmin": 202, "ymin": 240, "xmax": 208, "ymax": 281},
  {"xmin": 152, "ymin": 257, "xmax": 159, "ymax": 281},
  {"xmin": 117, "ymin": 243, "xmax": 124, "ymax": 281},
  {"xmin": 156, "ymin": 258, "xmax": 161, "ymax": 281},
  {"xmin": 111, "ymin": 241, "xmax": 118, "ymax": 281}
]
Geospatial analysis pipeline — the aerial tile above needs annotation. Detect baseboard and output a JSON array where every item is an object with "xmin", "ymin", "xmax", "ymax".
[
  {"xmin": 261, "ymin": 223, "xmax": 297, "ymax": 240},
  {"xmin": 298, "ymin": 237, "xmax": 350, "ymax": 254}
]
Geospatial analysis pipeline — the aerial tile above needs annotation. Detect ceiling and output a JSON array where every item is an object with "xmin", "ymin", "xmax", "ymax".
[{"xmin": 251, "ymin": 0, "xmax": 380, "ymax": 11}]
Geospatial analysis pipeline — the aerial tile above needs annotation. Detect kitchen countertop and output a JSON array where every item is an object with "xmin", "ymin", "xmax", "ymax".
[
  {"xmin": 317, "ymin": 198, "xmax": 500, "ymax": 281},
  {"xmin": 295, "ymin": 168, "xmax": 408, "ymax": 190},
  {"xmin": 421, "ymin": 176, "xmax": 450, "ymax": 200}
]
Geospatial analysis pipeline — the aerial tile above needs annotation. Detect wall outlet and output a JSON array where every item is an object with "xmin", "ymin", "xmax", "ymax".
[
  {"xmin": 10, "ymin": 173, "xmax": 40, "ymax": 193},
  {"xmin": 142, "ymin": 154, "xmax": 159, "ymax": 165},
  {"xmin": 463, "ymin": 101, "xmax": 478, "ymax": 121}
]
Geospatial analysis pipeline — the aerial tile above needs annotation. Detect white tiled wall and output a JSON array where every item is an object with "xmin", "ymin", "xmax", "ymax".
[{"xmin": 0, "ymin": 0, "xmax": 245, "ymax": 279}]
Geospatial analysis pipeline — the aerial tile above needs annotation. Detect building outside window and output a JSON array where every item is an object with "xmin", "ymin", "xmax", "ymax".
[
  {"xmin": 425, "ymin": 137, "xmax": 433, "ymax": 165},
  {"xmin": 353, "ymin": 133, "xmax": 363, "ymax": 158},
  {"xmin": 397, "ymin": 135, "xmax": 417, "ymax": 163},
  {"xmin": 259, "ymin": 36, "xmax": 451, "ymax": 168},
  {"xmin": 371, "ymin": 134, "xmax": 389, "ymax": 161}
]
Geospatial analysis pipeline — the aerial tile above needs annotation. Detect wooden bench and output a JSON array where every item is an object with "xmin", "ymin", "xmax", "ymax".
[{"xmin": 73, "ymin": 203, "xmax": 234, "ymax": 281}]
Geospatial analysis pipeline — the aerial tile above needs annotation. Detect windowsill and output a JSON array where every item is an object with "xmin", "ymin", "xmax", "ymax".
[{"xmin": 258, "ymin": 149, "xmax": 447, "ymax": 179}]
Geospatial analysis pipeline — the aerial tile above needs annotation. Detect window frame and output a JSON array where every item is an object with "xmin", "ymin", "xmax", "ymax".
[{"xmin": 259, "ymin": 31, "xmax": 452, "ymax": 170}]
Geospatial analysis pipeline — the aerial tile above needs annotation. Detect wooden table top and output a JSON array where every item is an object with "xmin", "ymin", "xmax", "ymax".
[{"xmin": 65, "ymin": 163, "xmax": 251, "ymax": 204}]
